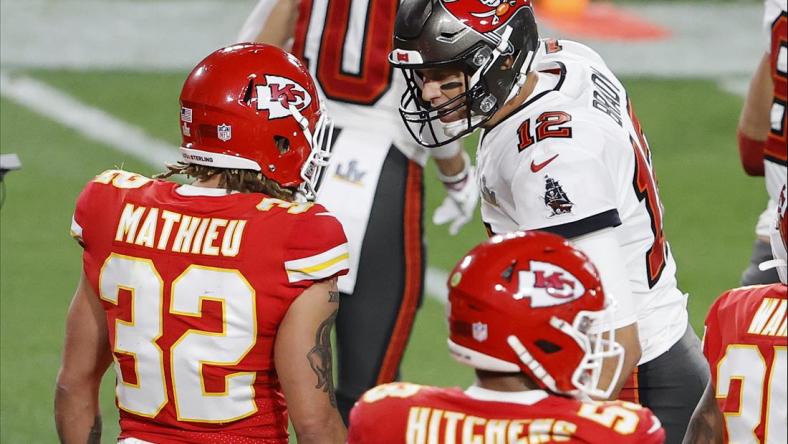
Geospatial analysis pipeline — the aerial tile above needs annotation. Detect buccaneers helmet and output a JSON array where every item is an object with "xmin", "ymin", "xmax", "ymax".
[
  {"xmin": 179, "ymin": 44, "xmax": 333, "ymax": 201},
  {"xmin": 447, "ymin": 231, "xmax": 624, "ymax": 399},
  {"xmin": 389, "ymin": 0, "xmax": 540, "ymax": 147}
]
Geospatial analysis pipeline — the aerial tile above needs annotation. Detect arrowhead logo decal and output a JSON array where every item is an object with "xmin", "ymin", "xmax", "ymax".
[
  {"xmin": 256, "ymin": 75, "xmax": 312, "ymax": 119},
  {"xmin": 513, "ymin": 261, "xmax": 585, "ymax": 307}
]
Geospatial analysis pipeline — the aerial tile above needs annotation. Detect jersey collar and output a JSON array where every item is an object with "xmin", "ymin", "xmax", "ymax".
[
  {"xmin": 175, "ymin": 184, "xmax": 236, "ymax": 197},
  {"xmin": 464, "ymin": 385, "xmax": 549, "ymax": 406}
]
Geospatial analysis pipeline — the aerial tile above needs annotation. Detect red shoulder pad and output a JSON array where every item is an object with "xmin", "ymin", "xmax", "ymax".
[
  {"xmin": 282, "ymin": 203, "xmax": 349, "ymax": 286},
  {"xmin": 71, "ymin": 170, "xmax": 154, "ymax": 248}
]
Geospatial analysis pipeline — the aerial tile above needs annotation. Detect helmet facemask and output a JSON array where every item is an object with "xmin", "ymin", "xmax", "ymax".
[
  {"xmin": 291, "ymin": 102, "xmax": 334, "ymax": 202},
  {"xmin": 395, "ymin": 25, "xmax": 532, "ymax": 148},
  {"xmin": 507, "ymin": 303, "xmax": 624, "ymax": 400},
  {"xmin": 390, "ymin": 0, "xmax": 540, "ymax": 147},
  {"xmin": 759, "ymin": 184, "xmax": 788, "ymax": 283}
]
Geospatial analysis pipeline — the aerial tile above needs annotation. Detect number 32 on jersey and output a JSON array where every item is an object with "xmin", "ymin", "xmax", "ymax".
[{"xmin": 100, "ymin": 254, "xmax": 257, "ymax": 423}]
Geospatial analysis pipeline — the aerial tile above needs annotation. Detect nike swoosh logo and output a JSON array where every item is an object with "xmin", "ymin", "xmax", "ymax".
[{"xmin": 530, "ymin": 154, "xmax": 559, "ymax": 173}]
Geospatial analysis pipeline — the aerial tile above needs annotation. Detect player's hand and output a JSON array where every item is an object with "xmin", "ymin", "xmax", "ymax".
[{"xmin": 433, "ymin": 162, "xmax": 479, "ymax": 236}]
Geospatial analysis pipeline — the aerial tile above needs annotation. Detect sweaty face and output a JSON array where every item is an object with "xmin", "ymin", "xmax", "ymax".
[{"xmin": 417, "ymin": 67, "xmax": 469, "ymax": 123}]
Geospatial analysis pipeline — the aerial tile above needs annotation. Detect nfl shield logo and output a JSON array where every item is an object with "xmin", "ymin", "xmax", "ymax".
[
  {"xmin": 217, "ymin": 124, "xmax": 232, "ymax": 142},
  {"xmin": 472, "ymin": 322, "xmax": 488, "ymax": 342}
]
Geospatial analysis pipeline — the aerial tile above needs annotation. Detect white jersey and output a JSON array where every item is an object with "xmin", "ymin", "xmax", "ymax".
[
  {"xmin": 291, "ymin": 0, "xmax": 427, "ymax": 164},
  {"xmin": 477, "ymin": 40, "xmax": 688, "ymax": 364}
]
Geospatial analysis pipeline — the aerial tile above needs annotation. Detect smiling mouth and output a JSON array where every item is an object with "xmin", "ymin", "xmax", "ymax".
[{"xmin": 438, "ymin": 108, "xmax": 468, "ymax": 123}]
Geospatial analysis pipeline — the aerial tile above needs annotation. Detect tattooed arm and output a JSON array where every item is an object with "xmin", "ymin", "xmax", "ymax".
[
  {"xmin": 55, "ymin": 272, "xmax": 112, "ymax": 444},
  {"xmin": 682, "ymin": 380, "xmax": 723, "ymax": 444},
  {"xmin": 275, "ymin": 278, "xmax": 346, "ymax": 443}
]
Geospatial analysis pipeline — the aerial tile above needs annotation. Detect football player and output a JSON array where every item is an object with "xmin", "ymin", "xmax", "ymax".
[
  {"xmin": 683, "ymin": 184, "xmax": 787, "ymax": 444},
  {"xmin": 388, "ymin": 1, "xmax": 709, "ymax": 442},
  {"xmin": 737, "ymin": 0, "xmax": 787, "ymax": 286},
  {"xmin": 348, "ymin": 231, "xmax": 666, "ymax": 444},
  {"xmin": 237, "ymin": 0, "xmax": 480, "ymax": 422},
  {"xmin": 54, "ymin": 44, "xmax": 348, "ymax": 443}
]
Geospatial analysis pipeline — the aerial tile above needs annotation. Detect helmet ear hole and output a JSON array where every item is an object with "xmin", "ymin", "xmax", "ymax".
[
  {"xmin": 535, "ymin": 339, "xmax": 562, "ymax": 354},
  {"xmin": 501, "ymin": 260, "xmax": 517, "ymax": 282},
  {"xmin": 274, "ymin": 136, "xmax": 290, "ymax": 154},
  {"xmin": 243, "ymin": 78, "xmax": 255, "ymax": 105}
]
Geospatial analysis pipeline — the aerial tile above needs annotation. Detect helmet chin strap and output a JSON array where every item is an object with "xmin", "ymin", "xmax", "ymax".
[
  {"xmin": 504, "ymin": 40, "xmax": 541, "ymax": 105},
  {"xmin": 468, "ymin": 25, "xmax": 513, "ymax": 90},
  {"xmin": 440, "ymin": 115, "xmax": 486, "ymax": 138}
]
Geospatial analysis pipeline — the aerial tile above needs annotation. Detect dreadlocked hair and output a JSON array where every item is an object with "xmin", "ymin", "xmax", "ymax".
[{"xmin": 156, "ymin": 162, "xmax": 297, "ymax": 201}]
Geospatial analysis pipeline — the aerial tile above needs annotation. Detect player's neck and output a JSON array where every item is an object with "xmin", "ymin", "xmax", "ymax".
[
  {"xmin": 191, "ymin": 175, "xmax": 223, "ymax": 189},
  {"xmin": 482, "ymin": 71, "xmax": 538, "ymax": 129},
  {"xmin": 474, "ymin": 369, "xmax": 541, "ymax": 392}
]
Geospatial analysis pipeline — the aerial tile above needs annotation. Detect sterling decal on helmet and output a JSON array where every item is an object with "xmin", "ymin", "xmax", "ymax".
[
  {"xmin": 442, "ymin": 0, "xmax": 531, "ymax": 32},
  {"xmin": 256, "ymin": 75, "xmax": 313, "ymax": 119},
  {"xmin": 513, "ymin": 261, "xmax": 586, "ymax": 307}
]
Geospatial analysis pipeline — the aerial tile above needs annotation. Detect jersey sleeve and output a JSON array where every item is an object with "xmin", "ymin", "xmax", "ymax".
[
  {"xmin": 572, "ymin": 229, "xmax": 638, "ymax": 329},
  {"xmin": 702, "ymin": 293, "xmax": 726, "ymax": 382},
  {"xmin": 511, "ymin": 123, "xmax": 621, "ymax": 238},
  {"xmin": 70, "ymin": 176, "xmax": 108, "ymax": 249},
  {"xmin": 70, "ymin": 169, "xmax": 152, "ymax": 249},
  {"xmin": 282, "ymin": 206, "xmax": 350, "ymax": 287}
]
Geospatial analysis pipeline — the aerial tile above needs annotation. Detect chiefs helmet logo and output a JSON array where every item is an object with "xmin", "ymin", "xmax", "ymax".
[
  {"xmin": 255, "ymin": 75, "xmax": 313, "ymax": 119},
  {"xmin": 513, "ymin": 261, "xmax": 585, "ymax": 307},
  {"xmin": 443, "ymin": 0, "xmax": 531, "ymax": 32}
]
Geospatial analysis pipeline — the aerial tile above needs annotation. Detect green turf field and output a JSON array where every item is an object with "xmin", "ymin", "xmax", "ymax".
[{"xmin": 0, "ymin": 70, "xmax": 764, "ymax": 442}]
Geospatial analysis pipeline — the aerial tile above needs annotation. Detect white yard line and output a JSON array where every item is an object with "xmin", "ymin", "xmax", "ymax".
[
  {"xmin": 0, "ymin": 72, "xmax": 177, "ymax": 166},
  {"xmin": 0, "ymin": 70, "xmax": 453, "ymax": 302}
]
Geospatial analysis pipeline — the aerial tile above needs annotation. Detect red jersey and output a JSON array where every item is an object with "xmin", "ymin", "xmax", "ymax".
[
  {"xmin": 348, "ymin": 383, "xmax": 665, "ymax": 444},
  {"xmin": 703, "ymin": 283, "xmax": 787, "ymax": 443},
  {"xmin": 70, "ymin": 170, "xmax": 349, "ymax": 444}
]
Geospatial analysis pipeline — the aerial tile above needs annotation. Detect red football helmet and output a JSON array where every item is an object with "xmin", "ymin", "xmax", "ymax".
[
  {"xmin": 447, "ymin": 231, "xmax": 624, "ymax": 399},
  {"xmin": 179, "ymin": 44, "xmax": 333, "ymax": 201},
  {"xmin": 763, "ymin": 184, "xmax": 787, "ymax": 283}
]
